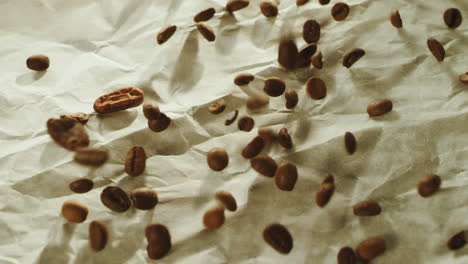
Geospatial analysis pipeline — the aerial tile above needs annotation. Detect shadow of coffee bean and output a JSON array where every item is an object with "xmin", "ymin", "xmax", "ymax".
[
  {"xmin": 95, "ymin": 110, "xmax": 138, "ymax": 131},
  {"xmin": 16, "ymin": 71, "xmax": 46, "ymax": 86}
]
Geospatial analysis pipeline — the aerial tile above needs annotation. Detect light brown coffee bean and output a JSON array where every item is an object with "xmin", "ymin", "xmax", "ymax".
[
  {"xmin": 444, "ymin": 8, "xmax": 462, "ymax": 29},
  {"xmin": 238, "ymin": 116, "xmax": 255, "ymax": 131},
  {"xmin": 250, "ymin": 154, "xmax": 277, "ymax": 177},
  {"xmin": 367, "ymin": 99, "xmax": 393, "ymax": 117},
  {"xmin": 390, "ymin": 9, "xmax": 403, "ymax": 28},
  {"xmin": 303, "ymin": 20, "xmax": 320, "ymax": 44},
  {"xmin": 332, "ymin": 2, "xmax": 350, "ymax": 21},
  {"xmin": 448, "ymin": 231, "xmax": 466, "ymax": 250},
  {"xmin": 342, "ymin": 48, "xmax": 365, "ymax": 68},
  {"xmin": 47, "ymin": 117, "xmax": 90, "ymax": 151},
  {"xmin": 196, "ymin": 22, "xmax": 216, "ymax": 42},
  {"xmin": 285, "ymin": 89, "xmax": 298, "ymax": 109},
  {"xmin": 278, "ymin": 40, "xmax": 298, "ymax": 70},
  {"xmin": 263, "ymin": 223, "xmax": 293, "ymax": 254},
  {"xmin": 278, "ymin": 128, "xmax": 293, "ymax": 149},
  {"xmin": 319, "ymin": 0, "xmax": 330, "ymax": 5},
  {"xmin": 356, "ymin": 237, "xmax": 386, "ymax": 261},
  {"xmin": 207, "ymin": 147, "xmax": 229, "ymax": 171},
  {"xmin": 264, "ymin": 77, "xmax": 286, "ymax": 97},
  {"xmin": 242, "ymin": 136, "xmax": 265, "ymax": 159},
  {"xmin": 258, "ymin": 128, "xmax": 277, "ymax": 145},
  {"xmin": 234, "ymin": 73, "xmax": 254, "ymax": 85},
  {"xmin": 427, "ymin": 38, "xmax": 445, "ymax": 62},
  {"xmin": 311, "ymin": 51, "xmax": 323, "ymax": 69},
  {"xmin": 226, "ymin": 0, "xmax": 249, "ymax": 13},
  {"xmin": 295, "ymin": 44, "xmax": 317, "ymax": 68},
  {"xmin": 246, "ymin": 95, "xmax": 269, "ymax": 112},
  {"xmin": 89, "ymin": 221, "xmax": 108, "ymax": 251},
  {"xmin": 148, "ymin": 112, "xmax": 171, "ymax": 132},
  {"xmin": 74, "ymin": 147, "xmax": 108, "ymax": 167},
  {"xmin": 353, "ymin": 200, "xmax": 381, "ymax": 216},
  {"xmin": 215, "ymin": 191, "xmax": 237, "ymax": 211},
  {"xmin": 69, "ymin": 178, "xmax": 94, "ymax": 194},
  {"xmin": 100, "ymin": 186, "xmax": 131, "ymax": 213},
  {"xmin": 315, "ymin": 182, "xmax": 335, "ymax": 207},
  {"xmin": 125, "ymin": 146, "xmax": 146, "ymax": 177},
  {"xmin": 194, "ymin": 7, "xmax": 216, "ymax": 22},
  {"xmin": 344, "ymin": 132, "xmax": 357, "ymax": 154},
  {"xmin": 130, "ymin": 187, "xmax": 158, "ymax": 210},
  {"xmin": 225, "ymin": 110, "xmax": 239, "ymax": 126},
  {"xmin": 203, "ymin": 205, "xmax": 225, "ymax": 230},
  {"xmin": 274, "ymin": 162, "xmax": 298, "ymax": 191},
  {"xmin": 157, "ymin": 25, "xmax": 177, "ymax": 45},
  {"xmin": 143, "ymin": 103, "xmax": 160, "ymax": 120},
  {"xmin": 296, "ymin": 0, "xmax": 308, "ymax": 6},
  {"xmin": 337, "ymin": 247, "xmax": 357, "ymax": 264},
  {"xmin": 208, "ymin": 100, "xmax": 226, "ymax": 114},
  {"xmin": 417, "ymin": 174, "xmax": 441, "ymax": 197},
  {"xmin": 62, "ymin": 200, "xmax": 88, "ymax": 223},
  {"xmin": 306, "ymin": 77, "xmax": 327, "ymax": 100},
  {"xmin": 94, "ymin": 87, "xmax": 144, "ymax": 114},
  {"xmin": 145, "ymin": 223, "xmax": 172, "ymax": 259},
  {"xmin": 26, "ymin": 54, "xmax": 49, "ymax": 71},
  {"xmin": 260, "ymin": 1, "xmax": 278, "ymax": 17},
  {"xmin": 60, "ymin": 113, "xmax": 90, "ymax": 125},
  {"xmin": 460, "ymin": 73, "xmax": 468, "ymax": 84}
]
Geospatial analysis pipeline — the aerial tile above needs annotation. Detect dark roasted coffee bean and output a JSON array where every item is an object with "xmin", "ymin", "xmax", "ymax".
[
  {"xmin": 337, "ymin": 247, "xmax": 357, "ymax": 264},
  {"xmin": 225, "ymin": 110, "xmax": 239, "ymax": 126},
  {"xmin": 417, "ymin": 174, "xmax": 441, "ymax": 197},
  {"xmin": 285, "ymin": 89, "xmax": 298, "ymax": 109},
  {"xmin": 367, "ymin": 99, "xmax": 393, "ymax": 117},
  {"xmin": 194, "ymin": 7, "xmax": 216, "ymax": 22},
  {"xmin": 353, "ymin": 200, "xmax": 381, "ymax": 216},
  {"xmin": 145, "ymin": 223, "xmax": 172, "ymax": 259},
  {"xmin": 315, "ymin": 182, "xmax": 334, "ymax": 207},
  {"xmin": 62, "ymin": 200, "xmax": 88, "ymax": 223},
  {"xmin": 238, "ymin": 116, "xmax": 255, "ymax": 131},
  {"xmin": 356, "ymin": 237, "xmax": 386, "ymax": 261},
  {"xmin": 148, "ymin": 112, "xmax": 171, "ymax": 132},
  {"xmin": 296, "ymin": 0, "xmax": 308, "ymax": 6},
  {"xmin": 390, "ymin": 9, "xmax": 403, "ymax": 28},
  {"xmin": 196, "ymin": 22, "xmax": 216, "ymax": 42},
  {"xmin": 342, "ymin": 48, "xmax": 365, "ymax": 68},
  {"xmin": 274, "ymin": 162, "xmax": 298, "ymax": 191},
  {"xmin": 26, "ymin": 54, "xmax": 49, "ymax": 71},
  {"xmin": 344, "ymin": 132, "xmax": 357, "ymax": 154},
  {"xmin": 260, "ymin": 1, "xmax": 278, "ymax": 17},
  {"xmin": 47, "ymin": 117, "xmax": 89, "ymax": 151},
  {"xmin": 242, "ymin": 136, "xmax": 265, "ymax": 159},
  {"xmin": 125, "ymin": 146, "xmax": 146, "ymax": 177},
  {"xmin": 226, "ymin": 0, "xmax": 249, "ymax": 13},
  {"xmin": 208, "ymin": 100, "xmax": 226, "ymax": 114},
  {"xmin": 427, "ymin": 38, "xmax": 445, "ymax": 62},
  {"xmin": 215, "ymin": 191, "xmax": 237, "ymax": 211},
  {"xmin": 311, "ymin": 51, "xmax": 323, "ymax": 69},
  {"xmin": 203, "ymin": 205, "xmax": 225, "ymax": 230},
  {"xmin": 319, "ymin": 0, "xmax": 330, "ymax": 5},
  {"xmin": 100, "ymin": 186, "xmax": 131, "ymax": 213},
  {"xmin": 89, "ymin": 221, "xmax": 108, "ymax": 251},
  {"xmin": 207, "ymin": 147, "xmax": 229, "ymax": 171},
  {"xmin": 444, "ymin": 8, "xmax": 462, "ymax": 29},
  {"xmin": 234, "ymin": 73, "xmax": 255, "ymax": 85},
  {"xmin": 246, "ymin": 95, "xmax": 269, "ymax": 112},
  {"xmin": 295, "ymin": 44, "xmax": 317, "ymax": 68},
  {"xmin": 448, "ymin": 231, "xmax": 466, "ymax": 250},
  {"xmin": 94, "ymin": 87, "xmax": 144, "ymax": 114},
  {"xmin": 306, "ymin": 77, "xmax": 326, "ymax": 100},
  {"xmin": 143, "ymin": 104, "xmax": 160, "ymax": 120},
  {"xmin": 130, "ymin": 187, "xmax": 158, "ymax": 210},
  {"xmin": 264, "ymin": 77, "xmax": 286, "ymax": 97},
  {"xmin": 250, "ymin": 154, "xmax": 277, "ymax": 177},
  {"xmin": 69, "ymin": 178, "xmax": 94, "ymax": 194},
  {"xmin": 263, "ymin": 223, "xmax": 293, "ymax": 254},
  {"xmin": 60, "ymin": 112, "xmax": 89, "ymax": 125},
  {"xmin": 332, "ymin": 2, "xmax": 350, "ymax": 21},
  {"xmin": 303, "ymin": 20, "xmax": 320, "ymax": 44},
  {"xmin": 460, "ymin": 73, "xmax": 468, "ymax": 84},
  {"xmin": 157, "ymin": 25, "xmax": 177, "ymax": 45},
  {"xmin": 258, "ymin": 128, "xmax": 277, "ymax": 145},
  {"xmin": 278, "ymin": 40, "xmax": 298, "ymax": 70},
  {"xmin": 278, "ymin": 128, "xmax": 293, "ymax": 149},
  {"xmin": 74, "ymin": 147, "xmax": 108, "ymax": 167}
]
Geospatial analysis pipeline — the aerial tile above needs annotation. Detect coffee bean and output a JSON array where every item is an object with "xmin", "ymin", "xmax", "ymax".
[
  {"xmin": 264, "ymin": 77, "xmax": 286, "ymax": 97},
  {"xmin": 263, "ymin": 223, "xmax": 293, "ymax": 254},
  {"xmin": 157, "ymin": 25, "xmax": 177, "ymax": 45},
  {"xmin": 234, "ymin": 73, "xmax": 255, "ymax": 85},
  {"xmin": 274, "ymin": 162, "xmax": 298, "ymax": 191},
  {"xmin": 250, "ymin": 154, "xmax": 277, "ymax": 177},
  {"xmin": 323, "ymin": 173, "xmax": 334, "ymax": 184},
  {"xmin": 417, "ymin": 174, "xmax": 441, "ymax": 197},
  {"xmin": 60, "ymin": 112, "xmax": 90, "ymax": 125},
  {"xmin": 448, "ymin": 231, "xmax": 466, "ymax": 250},
  {"xmin": 145, "ymin": 223, "xmax": 172, "ymax": 259},
  {"xmin": 296, "ymin": 0, "xmax": 308, "ymax": 6},
  {"xmin": 100, "ymin": 186, "xmax": 131, "ymax": 213},
  {"xmin": 460, "ymin": 73, "xmax": 468, "ymax": 84},
  {"xmin": 316, "ymin": 175, "xmax": 335, "ymax": 207},
  {"xmin": 242, "ymin": 136, "xmax": 265, "ymax": 159},
  {"xmin": 367, "ymin": 99, "xmax": 393, "ymax": 117},
  {"xmin": 332, "ymin": 2, "xmax": 350, "ymax": 21},
  {"xmin": 390, "ymin": 9, "xmax": 402, "ymax": 28},
  {"xmin": 337, "ymin": 247, "xmax": 357, "ymax": 264},
  {"xmin": 278, "ymin": 40, "xmax": 298, "ymax": 70},
  {"xmin": 226, "ymin": 0, "xmax": 249, "ymax": 13},
  {"xmin": 225, "ymin": 110, "xmax": 239, "ymax": 126},
  {"xmin": 303, "ymin": 20, "xmax": 320, "ymax": 44},
  {"xmin": 342, "ymin": 48, "xmax": 365, "ymax": 68},
  {"xmin": 69, "ymin": 178, "xmax": 94, "ymax": 194},
  {"xmin": 89, "ymin": 221, "xmax": 108, "ymax": 251},
  {"xmin": 74, "ymin": 147, "xmax": 109, "ymax": 167},
  {"xmin": 238, "ymin": 116, "xmax": 255, "ymax": 131},
  {"xmin": 278, "ymin": 128, "xmax": 293, "ymax": 149},
  {"xmin": 196, "ymin": 22, "xmax": 216, "ymax": 42},
  {"xmin": 61, "ymin": 200, "xmax": 88, "ymax": 223},
  {"xmin": 143, "ymin": 103, "xmax": 160, "ymax": 120},
  {"xmin": 207, "ymin": 147, "xmax": 229, "ymax": 171},
  {"xmin": 125, "ymin": 146, "xmax": 146, "ymax": 177},
  {"xmin": 215, "ymin": 191, "xmax": 237, "ymax": 211},
  {"xmin": 26, "ymin": 54, "xmax": 49, "ymax": 71},
  {"xmin": 203, "ymin": 205, "xmax": 225, "ymax": 230},
  {"xmin": 194, "ymin": 7, "xmax": 216, "ymax": 22},
  {"xmin": 130, "ymin": 187, "xmax": 158, "ymax": 210},
  {"xmin": 295, "ymin": 44, "xmax": 317, "ymax": 68},
  {"xmin": 306, "ymin": 77, "xmax": 327, "ymax": 100},
  {"xmin": 247, "ymin": 95, "xmax": 269, "ymax": 112},
  {"xmin": 285, "ymin": 89, "xmax": 298, "ymax": 109},
  {"xmin": 311, "ymin": 51, "xmax": 323, "ymax": 69},
  {"xmin": 148, "ymin": 112, "xmax": 171, "ymax": 132},
  {"xmin": 356, "ymin": 237, "xmax": 386, "ymax": 261},
  {"xmin": 344, "ymin": 132, "xmax": 357, "ymax": 154},
  {"xmin": 260, "ymin": 1, "xmax": 278, "ymax": 17},
  {"xmin": 258, "ymin": 127, "xmax": 277, "ymax": 145},
  {"xmin": 427, "ymin": 38, "xmax": 445, "ymax": 62},
  {"xmin": 444, "ymin": 8, "xmax": 462, "ymax": 29},
  {"xmin": 208, "ymin": 100, "xmax": 226, "ymax": 114},
  {"xmin": 47, "ymin": 117, "xmax": 90, "ymax": 151},
  {"xmin": 94, "ymin": 87, "xmax": 144, "ymax": 114},
  {"xmin": 353, "ymin": 200, "xmax": 381, "ymax": 216},
  {"xmin": 319, "ymin": 0, "xmax": 330, "ymax": 5}
]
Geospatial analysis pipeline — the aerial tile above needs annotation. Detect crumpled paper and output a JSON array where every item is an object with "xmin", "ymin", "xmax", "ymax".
[{"xmin": 0, "ymin": 0, "xmax": 467, "ymax": 263}]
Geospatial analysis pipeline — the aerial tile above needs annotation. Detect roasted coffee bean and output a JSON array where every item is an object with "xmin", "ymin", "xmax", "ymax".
[
  {"xmin": 89, "ymin": 221, "xmax": 108, "ymax": 251},
  {"xmin": 100, "ymin": 186, "xmax": 131, "ymax": 213},
  {"xmin": 157, "ymin": 25, "xmax": 177, "ymax": 45},
  {"xmin": 306, "ymin": 77, "xmax": 326, "ymax": 100},
  {"xmin": 208, "ymin": 100, "xmax": 226, "ymax": 114},
  {"xmin": 417, "ymin": 174, "xmax": 441, "ymax": 197},
  {"xmin": 323, "ymin": 173, "xmax": 334, "ymax": 184},
  {"xmin": 353, "ymin": 200, "xmax": 381, "ymax": 216},
  {"xmin": 94, "ymin": 87, "xmax": 144, "ymax": 114},
  {"xmin": 69, "ymin": 178, "xmax": 94, "ymax": 194},
  {"xmin": 26, "ymin": 54, "xmax": 49, "ymax": 71},
  {"xmin": 203, "ymin": 205, "xmax": 225, "ymax": 230},
  {"xmin": 448, "ymin": 231, "xmax": 466, "ymax": 250},
  {"xmin": 390, "ymin": 9, "xmax": 402, "ymax": 28},
  {"xmin": 427, "ymin": 38, "xmax": 445, "ymax": 62},
  {"xmin": 319, "ymin": 0, "xmax": 330, "ymax": 5},
  {"xmin": 143, "ymin": 103, "xmax": 160, "ymax": 120},
  {"xmin": 47, "ymin": 117, "xmax": 89, "ymax": 151},
  {"xmin": 344, "ymin": 132, "xmax": 357, "ymax": 154},
  {"xmin": 238, "ymin": 116, "xmax": 255, "ymax": 131},
  {"xmin": 62, "ymin": 200, "xmax": 88, "ymax": 223},
  {"xmin": 311, "ymin": 51, "xmax": 323, "ymax": 69},
  {"xmin": 315, "ymin": 181, "xmax": 335, "ymax": 207},
  {"xmin": 332, "ymin": 2, "xmax": 350, "ymax": 21},
  {"xmin": 285, "ymin": 89, "xmax": 298, "ymax": 109},
  {"xmin": 260, "ymin": 1, "xmax": 278, "ymax": 17},
  {"xmin": 356, "ymin": 237, "xmax": 386, "ymax": 261},
  {"xmin": 226, "ymin": 0, "xmax": 249, "ymax": 13},
  {"xmin": 246, "ymin": 95, "xmax": 269, "ymax": 112},
  {"xmin": 444, "ymin": 8, "xmax": 462, "ymax": 29},
  {"xmin": 303, "ymin": 20, "xmax": 320, "ymax": 44},
  {"xmin": 295, "ymin": 44, "xmax": 317, "ymax": 68},
  {"xmin": 207, "ymin": 147, "xmax": 229, "ymax": 171},
  {"xmin": 337, "ymin": 247, "xmax": 357, "ymax": 264},
  {"xmin": 264, "ymin": 77, "xmax": 286, "ymax": 97},
  {"xmin": 342, "ymin": 48, "xmax": 365, "ymax": 68},
  {"xmin": 60, "ymin": 112, "xmax": 90, "ymax": 125},
  {"xmin": 367, "ymin": 99, "xmax": 393, "ymax": 117},
  {"xmin": 130, "ymin": 187, "xmax": 158, "ymax": 210},
  {"xmin": 125, "ymin": 146, "xmax": 146, "ymax": 177},
  {"xmin": 258, "ymin": 128, "xmax": 276, "ymax": 145},
  {"xmin": 194, "ymin": 7, "xmax": 216, "ymax": 22},
  {"xmin": 145, "ymin": 223, "xmax": 172, "ymax": 259},
  {"xmin": 460, "ymin": 73, "xmax": 468, "ymax": 84},
  {"xmin": 278, "ymin": 40, "xmax": 298, "ymax": 70},
  {"xmin": 196, "ymin": 22, "xmax": 216, "ymax": 42},
  {"xmin": 274, "ymin": 162, "xmax": 298, "ymax": 191},
  {"xmin": 225, "ymin": 110, "xmax": 239, "ymax": 126},
  {"xmin": 74, "ymin": 147, "xmax": 108, "ymax": 167},
  {"xmin": 263, "ymin": 223, "xmax": 293, "ymax": 254},
  {"xmin": 148, "ymin": 112, "xmax": 171, "ymax": 132},
  {"xmin": 278, "ymin": 128, "xmax": 293, "ymax": 149},
  {"xmin": 234, "ymin": 73, "xmax": 254, "ymax": 85},
  {"xmin": 296, "ymin": 0, "xmax": 308, "ymax": 6},
  {"xmin": 215, "ymin": 191, "xmax": 237, "ymax": 211},
  {"xmin": 250, "ymin": 154, "xmax": 277, "ymax": 177},
  {"xmin": 242, "ymin": 136, "xmax": 265, "ymax": 159}
]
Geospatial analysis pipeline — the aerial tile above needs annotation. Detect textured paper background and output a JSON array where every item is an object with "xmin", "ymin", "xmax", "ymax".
[{"xmin": 0, "ymin": 0, "xmax": 467, "ymax": 263}]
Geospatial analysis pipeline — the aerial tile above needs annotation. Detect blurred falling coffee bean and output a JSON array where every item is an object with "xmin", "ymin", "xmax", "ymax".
[
  {"xmin": 250, "ymin": 154, "xmax": 277, "ymax": 177},
  {"xmin": 145, "ymin": 223, "xmax": 172, "ymax": 259},
  {"xmin": 342, "ymin": 48, "xmax": 365, "ymax": 68},
  {"xmin": 303, "ymin": 20, "xmax": 320, "ymax": 44},
  {"xmin": 444, "ymin": 8, "xmax": 462, "ymax": 29},
  {"xmin": 69, "ymin": 178, "xmax": 94, "ymax": 194},
  {"xmin": 448, "ymin": 231, "xmax": 466, "ymax": 250},
  {"xmin": 332, "ymin": 2, "xmax": 350, "ymax": 21},
  {"xmin": 47, "ymin": 117, "xmax": 90, "ymax": 151},
  {"xmin": 353, "ymin": 200, "xmax": 381, "ymax": 216},
  {"xmin": 306, "ymin": 77, "xmax": 327, "ymax": 100},
  {"xmin": 238, "ymin": 116, "xmax": 255, "ymax": 131},
  {"xmin": 295, "ymin": 44, "xmax": 317, "ymax": 68},
  {"xmin": 460, "ymin": 73, "xmax": 468, "ymax": 84},
  {"xmin": 274, "ymin": 162, "xmax": 298, "ymax": 191},
  {"xmin": 130, "ymin": 187, "xmax": 158, "ymax": 210},
  {"xmin": 344, "ymin": 132, "xmax": 356, "ymax": 154},
  {"xmin": 157, "ymin": 25, "xmax": 177, "ymax": 45},
  {"xmin": 285, "ymin": 89, "xmax": 298, "ymax": 109},
  {"xmin": 367, "ymin": 99, "xmax": 393, "ymax": 117},
  {"xmin": 100, "ymin": 186, "xmax": 131, "ymax": 213},
  {"xmin": 226, "ymin": 0, "xmax": 249, "ymax": 13},
  {"xmin": 74, "ymin": 147, "xmax": 109, "ymax": 167},
  {"xmin": 390, "ymin": 9, "xmax": 403, "ymax": 28},
  {"xmin": 278, "ymin": 40, "xmax": 298, "ymax": 70},
  {"xmin": 337, "ymin": 247, "xmax": 357, "ymax": 264},
  {"xmin": 234, "ymin": 73, "xmax": 254, "ymax": 86},
  {"xmin": 427, "ymin": 38, "xmax": 445, "ymax": 62},
  {"xmin": 417, "ymin": 174, "xmax": 441, "ymax": 197},
  {"xmin": 203, "ymin": 205, "xmax": 225, "ymax": 230},
  {"xmin": 26, "ymin": 54, "xmax": 49, "ymax": 71},
  {"xmin": 196, "ymin": 22, "xmax": 216, "ymax": 42},
  {"xmin": 296, "ymin": 0, "xmax": 308, "ymax": 6},
  {"xmin": 311, "ymin": 51, "xmax": 323, "ymax": 69},
  {"xmin": 215, "ymin": 191, "xmax": 237, "ymax": 211},
  {"xmin": 356, "ymin": 237, "xmax": 386, "ymax": 261},
  {"xmin": 278, "ymin": 128, "xmax": 293, "ymax": 149},
  {"xmin": 89, "ymin": 221, "xmax": 108, "ymax": 251},
  {"xmin": 258, "ymin": 128, "xmax": 277, "ymax": 145},
  {"xmin": 143, "ymin": 104, "xmax": 160, "ymax": 120},
  {"xmin": 260, "ymin": 1, "xmax": 278, "ymax": 17},
  {"xmin": 246, "ymin": 95, "xmax": 269, "ymax": 112},
  {"xmin": 242, "ymin": 136, "xmax": 265, "ymax": 159},
  {"xmin": 125, "ymin": 146, "xmax": 146, "ymax": 177},
  {"xmin": 60, "ymin": 112, "xmax": 89, "ymax": 125},
  {"xmin": 316, "ymin": 175, "xmax": 335, "ymax": 207},
  {"xmin": 194, "ymin": 7, "xmax": 216, "ymax": 22},
  {"xmin": 208, "ymin": 100, "xmax": 226, "ymax": 114},
  {"xmin": 263, "ymin": 223, "xmax": 293, "ymax": 254},
  {"xmin": 225, "ymin": 110, "xmax": 239, "ymax": 126},
  {"xmin": 264, "ymin": 77, "xmax": 286, "ymax": 97},
  {"xmin": 62, "ymin": 200, "xmax": 88, "ymax": 223},
  {"xmin": 148, "ymin": 112, "xmax": 171, "ymax": 132},
  {"xmin": 319, "ymin": 0, "xmax": 330, "ymax": 4},
  {"xmin": 207, "ymin": 147, "xmax": 229, "ymax": 171}
]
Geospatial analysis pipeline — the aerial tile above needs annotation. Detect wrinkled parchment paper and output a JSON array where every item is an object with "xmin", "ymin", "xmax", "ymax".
[{"xmin": 0, "ymin": 0, "xmax": 467, "ymax": 263}]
